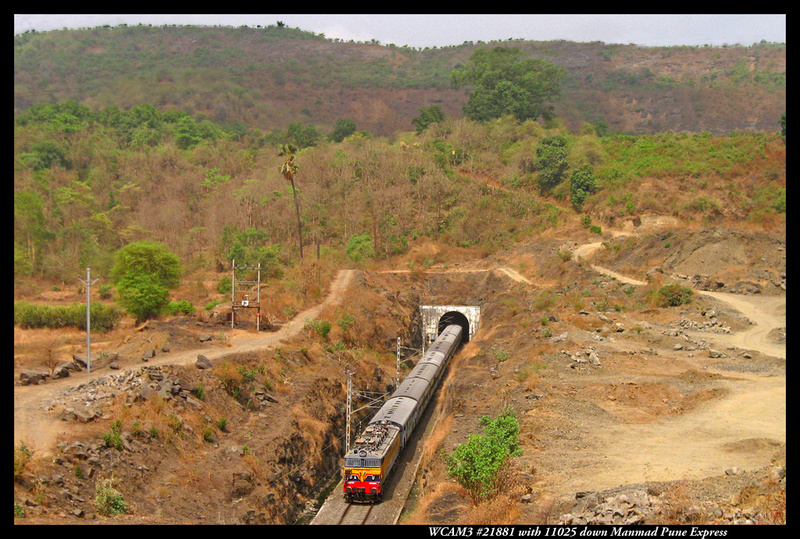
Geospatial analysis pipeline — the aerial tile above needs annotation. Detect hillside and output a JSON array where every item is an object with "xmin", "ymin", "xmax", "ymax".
[
  {"xmin": 14, "ymin": 225, "xmax": 786, "ymax": 525},
  {"xmin": 14, "ymin": 24, "xmax": 786, "ymax": 136},
  {"xmin": 14, "ymin": 23, "xmax": 785, "ymax": 526}
]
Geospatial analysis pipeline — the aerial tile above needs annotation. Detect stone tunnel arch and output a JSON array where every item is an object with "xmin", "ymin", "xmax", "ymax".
[
  {"xmin": 420, "ymin": 305, "xmax": 480, "ymax": 346},
  {"xmin": 437, "ymin": 311, "xmax": 470, "ymax": 344}
]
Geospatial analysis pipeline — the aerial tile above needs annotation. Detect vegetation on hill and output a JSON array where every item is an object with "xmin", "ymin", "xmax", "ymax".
[
  {"xmin": 13, "ymin": 24, "xmax": 786, "ymax": 318},
  {"xmin": 14, "ymin": 24, "xmax": 785, "ymax": 135},
  {"xmin": 14, "ymin": 99, "xmax": 785, "ymax": 284}
]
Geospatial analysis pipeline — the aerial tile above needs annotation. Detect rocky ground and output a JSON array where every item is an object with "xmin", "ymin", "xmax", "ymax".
[{"xmin": 13, "ymin": 219, "xmax": 786, "ymax": 525}]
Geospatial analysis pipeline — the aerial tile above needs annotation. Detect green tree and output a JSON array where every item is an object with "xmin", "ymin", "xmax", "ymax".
[
  {"xmin": 19, "ymin": 141, "xmax": 68, "ymax": 170},
  {"xmin": 174, "ymin": 116, "xmax": 202, "ymax": 149},
  {"xmin": 14, "ymin": 190, "xmax": 50, "ymax": 275},
  {"xmin": 569, "ymin": 164, "xmax": 599, "ymax": 211},
  {"xmin": 345, "ymin": 234, "xmax": 375, "ymax": 262},
  {"xmin": 536, "ymin": 135, "xmax": 569, "ymax": 192},
  {"xmin": 330, "ymin": 118, "xmax": 357, "ymax": 142},
  {"xmin": 286, "ymin": 122, "xmax": 320, "ymax": 148},
  {"xmin": 110, "ymin": 240, "xmax": 182, "ymax": 323},
  {"xmin": 451, "ymin": 47, "xmax": 563, "ymax": 122},
  {"xmin": 411, "ymin": 104, "xmax": 445, "ymax": 133}
]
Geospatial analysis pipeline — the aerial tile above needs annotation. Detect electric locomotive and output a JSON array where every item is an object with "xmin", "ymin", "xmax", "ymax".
[{"xmin": 343, "ymin": 324, "xmax": 463, "ymax": 503}]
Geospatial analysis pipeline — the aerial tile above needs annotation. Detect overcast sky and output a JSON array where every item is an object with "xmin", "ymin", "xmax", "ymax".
[{"xmin": 14, "ymin": 14, "xmax": 785, "ymax": 48}]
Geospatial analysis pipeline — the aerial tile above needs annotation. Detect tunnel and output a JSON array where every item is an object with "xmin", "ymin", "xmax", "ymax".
[{"xmin": 437, "ymin": 311, "xmax": 471, "ymax": 344}]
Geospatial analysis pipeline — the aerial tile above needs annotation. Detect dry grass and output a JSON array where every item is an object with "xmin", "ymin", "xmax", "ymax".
[
  {"xmin": 403, "ymin": 481, "xmax": 467, "ymax": 525},
  {"xmin": 756, "ymin": 484, "xmax": 786, "ymax": 524},
  {"xmin": 422, "ymin": 414, "xmax": 453, "ymax": 465},
  {"xmin": 462, "ymin": 494, "xmax": 520, "ymax": 524},
  {"xmin": 290, "ymin": 404, "xmax": 330, "ymax": 467}
]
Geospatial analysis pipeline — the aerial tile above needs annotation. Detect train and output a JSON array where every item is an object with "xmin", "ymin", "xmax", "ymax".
[{"xmin": 342, "ymin": 323, "xmax": 463, "ymax": 503}]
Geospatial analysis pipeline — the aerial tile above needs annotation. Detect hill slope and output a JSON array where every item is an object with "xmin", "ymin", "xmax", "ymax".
[{"xmin": 14, "ymin": 24, "xmax": 786, "ymax": 136}]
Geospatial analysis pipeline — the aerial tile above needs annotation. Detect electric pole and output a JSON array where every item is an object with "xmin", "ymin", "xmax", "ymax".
[
  {"xmin": 78, "ymin": 267, "xmax": 99, "ymax": 373},
  {"xmin": 346, "ymin": 366, "xmax": 352, "ymax": 455}
]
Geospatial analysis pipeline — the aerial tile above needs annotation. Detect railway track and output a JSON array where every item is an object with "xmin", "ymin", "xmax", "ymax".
[{"xmin": 336, "ymin": 502, "xmax": 374, "ymax": 525}]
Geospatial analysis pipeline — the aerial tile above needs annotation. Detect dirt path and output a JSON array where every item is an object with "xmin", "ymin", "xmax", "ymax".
[
  {"xmin": 690, "ymin": 290, "xmax": 786, "ymax": 359},
  {"xmin": 553, "ymin": 372, "xmax": 785, "ymax": 495},
  {"xmin": 13, "ymin": 270, "xmax": 356, "ymax": 457}
]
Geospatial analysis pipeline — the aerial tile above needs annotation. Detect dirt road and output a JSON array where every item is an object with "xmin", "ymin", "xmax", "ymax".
[
  {"xmin": 691, "ymin": 290, "xmax": 785, "ymax": 359},
  {"xmin": 551, "ymin": 371, "xmax": 785, "ymax": 495},
  {"xmin": 13, "ymin": 270, "xmax": 356, "ymax": 457}
]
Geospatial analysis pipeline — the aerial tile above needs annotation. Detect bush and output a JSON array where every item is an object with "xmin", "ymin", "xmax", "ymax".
[
  {"xmin": 445, "ymin": 408, "xmax": 521, "ymax": 504},
  {"xmin": 216, "ymin": 276, "xmax": 232, "ymax": 294},
  {"xmin": 102, "ymin": 420, "xmax": 124, "ymax": 450},
  {"xmin": 94, "ymin": 478, "xmax": 128, "ymax": 517},
  {"xmin": 164, "ymin": 300, "xmax": 195, "ymax": 315},
  {"xmin": 307, "ymin": 319, "xmax": 332, "ymax": 341},
  {"xmin": 657, "ymin": 284, "xmax": 693, "ymax": 307},
  {"xmin": 570, "ymin": 164, "xmax": 599, "ymax": 210},
  {"xmin": 345, "ymin": 234, "xmax": 375, "ymax": 262},
  {"xmin": 14, "ymin": 301, "xmax": 123, "ymax": 331},
  {"xmin": 14, "ymin": 443, "xmax": 32, "ymax": 481}
]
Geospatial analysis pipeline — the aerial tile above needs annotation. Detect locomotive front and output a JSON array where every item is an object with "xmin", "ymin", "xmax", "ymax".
[
  {"xmin": 343, "ymin": 421, "xmax": 401, "ymax": 503},
  {"xmin": 343, "ymin": 449, "xmax": 383, "ymax": 502}
]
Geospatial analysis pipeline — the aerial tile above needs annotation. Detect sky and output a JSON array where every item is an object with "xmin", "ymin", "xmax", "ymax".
[{"xmin": 13, "ymin": 14, "xmax": 786, "ymax": 48}]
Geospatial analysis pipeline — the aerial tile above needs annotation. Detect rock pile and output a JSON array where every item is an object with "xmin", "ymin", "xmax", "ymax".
[
  {"xmin": 46, "ymin": 359, "xmax": 280, "ymax": 423},
  {"xmin": 672, "ymin": 315, "xmax": 733, "ymax": 334},
  {"xmin": 557, "ymin": 464, "xmax": 786, "ymax": 525},
  {"xmin": 561, "ymin": 346, "xmax": 602, "ymax": 368}
]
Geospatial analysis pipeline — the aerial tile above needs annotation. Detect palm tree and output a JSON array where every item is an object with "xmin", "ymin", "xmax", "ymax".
[{"xmin": 278, "ymin": 144, "xmax": 303, "ymax": 259}]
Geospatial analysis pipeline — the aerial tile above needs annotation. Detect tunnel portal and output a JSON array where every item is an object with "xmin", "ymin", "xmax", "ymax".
[{"xmin": 420, "ymin": 305, "xmax": 480, "ymax": 345}]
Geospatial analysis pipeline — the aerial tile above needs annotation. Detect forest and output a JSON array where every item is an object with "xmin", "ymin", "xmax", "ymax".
[{"xmin": 14, "ymin": 24, "xmax": 786, "ymax": 325}]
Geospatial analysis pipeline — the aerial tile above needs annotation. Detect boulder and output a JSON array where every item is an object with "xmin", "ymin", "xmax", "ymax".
[
  {"xmin": 51, "ymin": 364, "xmax": 72, "ymax": 379},
  {"xmin": 59, "ymin": 404, "xmax": 98, "ymax": 423},
  {"xmin": 72, "ymin": 355, "xmax": 88, "ymax": 370},
  {"xmin": 19, "ymin": 369, "xmax": 50, "ymax": 385},
  {"xmin": 196, "ymin": 355, "xmax": 212, "ymax": 369}
]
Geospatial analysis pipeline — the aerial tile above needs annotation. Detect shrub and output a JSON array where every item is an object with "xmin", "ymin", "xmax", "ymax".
[
  {"xmin": 536, "ymin": 143, "xmax": 569, "ymax": 192},
  {"xmin": 345, "ymin": 234, "xmax": 375, "ymax": 262},
  {"xmin": 13, "ymin": 301, "xmax": 122, "ymax": 331},
  {"xmin": 14, "ymin": 443, "xmax": 32, "ymax": 481},
  {"xmin": 569, "ymin": 164, "xmax": 599, "ymax": 210},
  {"xmin": 445, "ymin": 408, "xmax": 521, "ymax": 504},
  {"xmin": 164, "ymin": 300, "xmax": 195, "ymax": 315},
  {"xmin": 94, "ymin": 478, "xmax": 128, "ymax": 517},
  {"xmin": 102, "ymin": 420, "xmax": 124, "ymax": 450},
  {"xmin": 307, "ymin": 319, "xmax": 332, "ymax": 341},
  {"xmin": 216, "ymin": 276, "xmax": 232, "ymax": 294},
  {"xmin": 98, "ymin": 284, "xmax": 113, "ymax": 299},
  {"xmin": 657, "ymin": 284, "xmax": 693, "ymax": 307}
]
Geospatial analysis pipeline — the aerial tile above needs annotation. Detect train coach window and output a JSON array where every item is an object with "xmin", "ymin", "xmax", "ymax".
[{"xmin": 366, "ymin": 458, "xmax": 381, "ymax": 467}]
